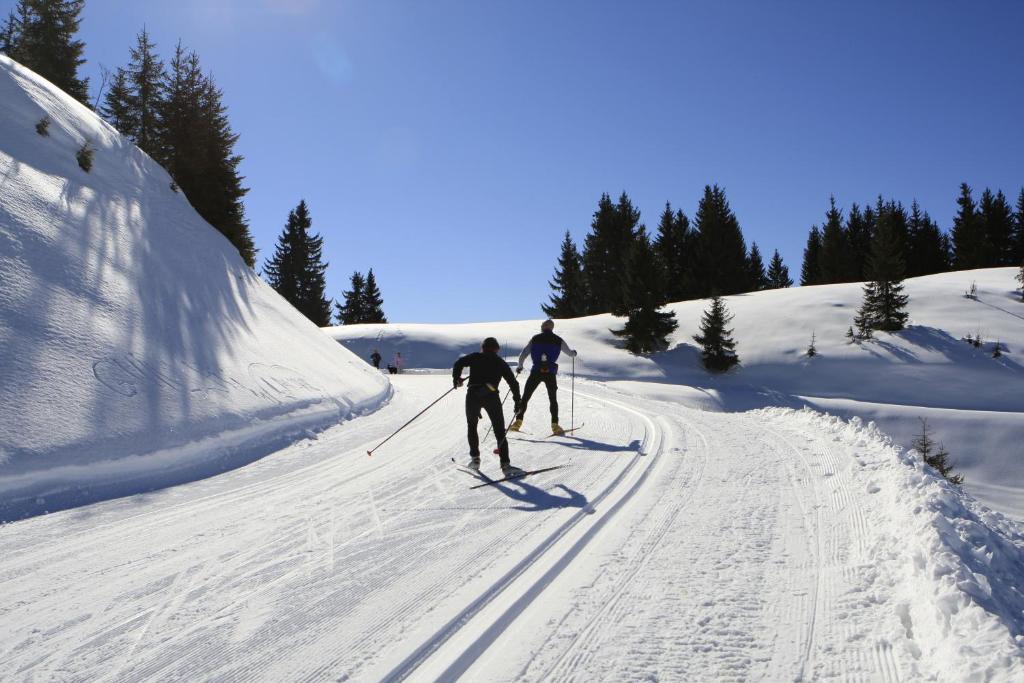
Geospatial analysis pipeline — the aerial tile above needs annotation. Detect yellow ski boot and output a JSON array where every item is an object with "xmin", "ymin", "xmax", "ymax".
[
  {"xmin": 550, "ymin": 422, "xmax": 565, "ymax": 436},
  {"xmin": 508, "ymin": 418, "xmax": 524, "ymax": 432}
]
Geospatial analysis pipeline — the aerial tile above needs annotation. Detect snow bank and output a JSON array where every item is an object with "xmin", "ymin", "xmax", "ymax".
[
  {"xmin": 761, "ymin": 408, "xmax": 1024, "ymax": 680},
  {"xmin": 327, "ymin": 268, "xmax": 1024, "ymax": 519},
  {"xmin": 0, "ymin": 55, "xmax": 389, "ymax": 521}
]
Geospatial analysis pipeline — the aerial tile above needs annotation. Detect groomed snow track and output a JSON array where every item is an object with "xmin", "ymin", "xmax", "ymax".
[{"xmin": 1, "ymin": 375, "xmax": 1021, "ymax": 681}]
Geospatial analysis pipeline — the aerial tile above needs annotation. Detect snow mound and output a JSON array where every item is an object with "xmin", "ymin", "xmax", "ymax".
[
  {"xmin": 0, "ymin": 55, "xmax": 389, "ymax": 521},
  {"xmin": 761, "ymin": 408, "xmax": 1024, "ymax": 680}
]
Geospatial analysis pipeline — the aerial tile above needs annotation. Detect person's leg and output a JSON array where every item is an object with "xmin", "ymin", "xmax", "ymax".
[
  {"xmin": 544, "ymin": 374, "xmax": 559, "ymax": 424},
  {"xmin": 466, "ymin": 392, "xmax": 482, "ymax": 457},
  {"xmin": 516, "ymin": 372, "xmax": 542, "ymax": 420},
  {"xmin": 482, "ymin": 391, "xmax": 510, "ymax": 468}
]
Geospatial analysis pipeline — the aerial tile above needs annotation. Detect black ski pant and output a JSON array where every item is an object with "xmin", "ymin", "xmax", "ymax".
[
  {"xmin": 466, "ymin": 385, "xmax": 509, "ymax": 467},
  {"xmin": 516, "ymin": 371, "xmax": 558, "ymax": 423}
]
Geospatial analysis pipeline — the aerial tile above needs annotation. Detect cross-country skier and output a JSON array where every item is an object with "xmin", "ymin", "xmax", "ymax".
[
  {"xmin": 510, "ymin": 319, "xmax": 577, "ymax": 435},
  {"xmin": 453, "ymin": 337, "xmax": 523, "ymax": 475},
  {"xmin": 370, "ymin": 349, "xmax": 382, "ymax": 369}
]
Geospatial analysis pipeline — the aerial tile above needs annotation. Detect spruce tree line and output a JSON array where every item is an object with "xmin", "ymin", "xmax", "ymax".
[
  {"xmin": 545, "ymin": 185, "xmax": 790, "ymax": 352},
  {"xmin": 2, "ymin": 0, "xmax": 89, "ymax": 104},
  {"xmin": 100, "ymin": 30, "xmax": 256, "ymax": 267},
  {"xmin": 801, "ymin": 184, "xmax": 1024, "ymax": 287},
  {"xmin": 336, "ymin": 270, "xmax": 386, "ymax": 325}
]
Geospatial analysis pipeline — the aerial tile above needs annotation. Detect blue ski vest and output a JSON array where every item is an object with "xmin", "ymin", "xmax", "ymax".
[{"xmin": 529, "ymin": 331, "xmax": 564, "ymax": 374}]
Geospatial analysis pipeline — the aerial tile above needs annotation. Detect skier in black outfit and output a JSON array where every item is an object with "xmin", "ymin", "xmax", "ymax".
[
  {"xmin": 453, "ymin": 337, "xmax": 523, "ymax": 475},
  {"xmin": 370, "ymin": 349, "xmax": 382, "ymax": 369},
  {"xmin": 510, "ymin": 319, "xmax": 577, "ymax": 435}
]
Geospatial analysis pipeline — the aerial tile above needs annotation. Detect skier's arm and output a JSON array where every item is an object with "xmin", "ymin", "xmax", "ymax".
[
  {"xmin": 517, "ymin": 342, "xmax": 532, "ymax": 371},
  {"xmin": 501, "ymin": 362, "xmax": 522, "ymax": 403},
  {"xmin": 560, "ymin": 339, "xmax": 577, "ymax": 357},
  {"xmin": 452, "ymin": 355, "xmax": 468, "ymax": 387}
]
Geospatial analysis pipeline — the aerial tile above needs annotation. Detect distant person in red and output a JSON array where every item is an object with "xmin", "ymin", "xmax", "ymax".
[
  {"xmin": 510, "ymin": 319, "xmax": 577, "ymax": 435},
  {"xmin": 453, "ymin": 337, "xmax": 522, "ymax": 475},
  {"xmin": 370, "ymin": 349, "xmax": 382, "ymax": 369}
]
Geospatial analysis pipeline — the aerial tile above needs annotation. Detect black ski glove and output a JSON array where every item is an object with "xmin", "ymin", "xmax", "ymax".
[{"xmin": 453, "ymin": 377, "xmax": 464, "ymax": 388}]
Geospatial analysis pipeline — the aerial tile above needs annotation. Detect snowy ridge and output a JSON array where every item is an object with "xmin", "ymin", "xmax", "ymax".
[
  {"xmin": 0, "ymin": 54, "xmax": 389, "ymax": 520},
  {"xmin": 760, "ymin": 408, "xmax": 1024, "ymax": 680}
]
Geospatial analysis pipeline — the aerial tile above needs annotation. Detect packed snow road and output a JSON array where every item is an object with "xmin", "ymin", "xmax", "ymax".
[{"xmin": 1, "ymin": 375, "xmax": 1020, "ymax": 681}]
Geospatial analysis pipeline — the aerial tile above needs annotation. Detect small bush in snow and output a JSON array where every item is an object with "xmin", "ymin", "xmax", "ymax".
[
  {"xmin": 972, "ymin": 333, "xmax": 982, "ymax": 349},
  {"xmin": 845, "ymin": 326, "xmax": 856, "ymax": 343},
  {"xmin": 806, "ymin": 331, "xmax": 817, "ymax": 357},
  {"xmin": 964, "ymin": 281, "xmax": 978, "ymax": 299},
  {"xmin": 1017, "ymin": 262, "xmax": 1024, "ymax": 301},
  {"xmin": 911, "ymin": 418, "xmax": 963, "ymax": 486},
  {"xmin": 76, "ymin": 142, "xmax": 93, "ymax": 172},
  {"xmin": 992, "ymin": 341, "xmax": 1003, "ymax": 358},
  {"xmin": 35, "ymin": 117, "xmax": 50, "ymax": 136}
]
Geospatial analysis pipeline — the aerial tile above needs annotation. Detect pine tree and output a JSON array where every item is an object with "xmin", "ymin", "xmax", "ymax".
[
  {"xmin": 263, "ymin": 200, "xmax": 330, "ymax": 325},
  {"xmin": 806, "ymin": 331, "xmax": 817, "ymax": 357},
  {"xmin": 801, "ymin": 225, "xmax": 823, "ymax": 285},
  {"xmin": 845, "ymin": 202, "xmax": 872, "ymax": 280},
  {"xmin": 693, "ymin": 295, "xmax": 739, "ymax": 372},
  {"xmin": 905, "ymin": 200, "xmax": 948, "ymax": 277},
  {"xmin": 692, "ymin": 185, "xmax": 748, "ymax": 296},
  {"xmin": 7, "ymin": 0, "xmax": 89, "ymax": 104},
  {"xmin": 126, "ymin": 27, "xmax": 164, "ymax": 156},
  {"xmin": 817, "ymin": 196, "xmax": 850, "ymax": 283},
  {"xmin": 543, "ymin": 231, "xmax": 587, "ymax": 317},
  {"xmin": 951, "ymin": 183, "xmax": 988, "ymax": 270},
  {"xmin": 157, "ymin": 43, "xmax": 255, "ymax": 266},
  {"xmin": 746, "ymin": 242, "xmax": 769, "ymax": 291},
  {"xmin": 1012, "ymin": 188, "xmax": 1024, "ymax": 265},
  {"xmin": 980, "ymin": 188, "xmax": 1015, "ymax": 266},
  {"xmin": 857, "ymin": 205, "xmax": 910, "ymax": 332},
  {"xmin": 653, "ymin": 203, "xmax": 693, "ymax": 303},
  {"xmin": 335, "ymin": 272, "xmax": 366, "ymax": 325},
  {"xmin": 582, "ymin": 193, "xmax": 639, "ymax": 314},
  {"xmin": 100, "ymin": 67, "xmax": 135, "ymax": 136},
  {"xmin": 911, "ymin": 418, "xmax": 962, "ymax": 485},
  {"xmin": 1017, "ymin": 260, "xmax": 1024, "ymax": 302},
  {"xmin": 612, "ymin": 228, "xmax": 678, "ymax": 353},
  {"xmin": 766, "ymin": 249, "xmax": 792, "ymax": 288},
  {"xmin": 362, "ymin": 268, "xmax": 387, "ymax": 323}
]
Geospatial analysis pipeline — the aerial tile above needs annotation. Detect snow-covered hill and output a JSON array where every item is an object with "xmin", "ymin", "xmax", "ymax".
[
  {"xmin": 327, "ymin": 267, "xmax": 1024, "ymax": 520},
  {"xmin": 0, "ymin": 55, "xmax": 388, "ymax": 521}
]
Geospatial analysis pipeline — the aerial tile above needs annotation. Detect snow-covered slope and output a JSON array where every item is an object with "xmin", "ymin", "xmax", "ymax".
[
  {"xmin": 0, "ymin": 55, "xmax": 388, "ymax": 521},
  {"xmin": 327, "ymin": 267, "xmax": 1024, "ymax": 519}
]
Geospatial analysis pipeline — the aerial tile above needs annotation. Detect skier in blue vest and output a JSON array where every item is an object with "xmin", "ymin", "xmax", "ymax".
[{"xmin": 509, "ymin": 319, "xmax": 577, "ymax": 435}]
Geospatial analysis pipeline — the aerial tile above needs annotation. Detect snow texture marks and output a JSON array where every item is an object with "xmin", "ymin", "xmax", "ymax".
[{"xmin": 0, "ymin": 54, "xmax": 389, "ymax": 518}]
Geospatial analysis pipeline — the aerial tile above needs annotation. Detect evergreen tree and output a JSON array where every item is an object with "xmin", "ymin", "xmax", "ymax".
[
  {"xmin": 857, "ymin": 205, "xmax": 910, "ymax": 332},
  {"xmin": 100, "ymin": 67, "xmax": 135, "ymax": 136},
  {"xmin": 767, "ymin": 249, "xmax": 793, "ymax": 288},
  {"xmin": 335, "ymin": 271, "xmax": 366, "ymax": 325},
  {"xmin": 845, "ymin": 202, "xmax": 872, "ymax": 280},
  {"xmin": 6, "ymin": 0, "xmax": 89, "ymax": 104},
  {"xmin": 158, "ymin": 43, "xmax": 255, "ymax": 266},
  {"xmin": 653, "ymin": 203, "xmax": 693, "ymax": 303},
  {"xmin": 693, "ymin": 295, "xmax": 739, "ymax": 372},
  {"xmin": 1012, "ymin": 188, "xmax": 1024, "ymax": 264},
  {"xmin": 817, "ymin": 196, "xmax": 850, "ymax": 283},
  {"xmin": 951, "ymin": 183, "xmax": 988, "ymax": 270},
  {"xmin": 612, "ymin": 228, "xmax": 678, "ymax": 353},
  {"xmin": 801, "ymin": 225, "xmax": 823, "ymax": 285},
  {"xmin": 543, "ymin": 231, "xmax": 587, "ymax": 317},
  {"xmin": 1017, "ymin": 260, "xmax": 1024, "ymax": 302},
  {"xmin": 905, "ymin": 200, "xmax": 948, "ymax": 277},
  {"xmin": 745, "ymin": 242, "xmax": 769, "ymax": 291},
  {"xmin": 911, "ymin": 418, "xmax": 963, "ymax": 485},
  {"xmin": 362, "ymin": 268, "xmax": 387, "ymax": 323},
  {"xmin": 692, "ymin": 185, "xmax": 747, "ymax": 296},
  {"xmin": 126, "ymin": 27, "xmax": 164, "ymax": 156},
  {"xmin": 980, "ymin": 188, "xmax": 1015, "ymax": 266},
  {"xmin": 263, "ymin": 200, "xmax": 330, "ymax": 325},
  {"xmin": 582, "ymin": 192, "xmax": 641, "ymax": 314}
]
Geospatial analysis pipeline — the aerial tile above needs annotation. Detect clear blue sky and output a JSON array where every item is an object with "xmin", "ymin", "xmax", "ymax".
[{"xmin": 9, "ymin": 0, "xmax": 1023, "ymax": 322}]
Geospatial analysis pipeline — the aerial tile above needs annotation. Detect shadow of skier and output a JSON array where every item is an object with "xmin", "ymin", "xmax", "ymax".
[{"xmin": 488, "ymin": 479, "xmax": 589, "ymax": 513}]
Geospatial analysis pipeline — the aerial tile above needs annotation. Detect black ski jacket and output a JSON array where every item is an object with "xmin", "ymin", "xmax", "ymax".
[{"xmin": 453, "ymin": 352, "xmax": 521, "ymax": 401}]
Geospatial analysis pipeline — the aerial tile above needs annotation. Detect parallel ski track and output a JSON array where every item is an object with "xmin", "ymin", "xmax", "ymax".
[{"xmin": 377, "ymin": 390, "xmax": 664, "ymax": 682}]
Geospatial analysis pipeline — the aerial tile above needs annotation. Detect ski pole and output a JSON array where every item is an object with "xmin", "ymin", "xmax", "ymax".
[
  {"xmin": 571, "ymin": 356, "xmax": 576, "ymax": 428},
  {"xmin": 366, "ymin": 381, "xmax": 462, "ymax": 456},
  {"xmin": 483, "ymin": 388, "xmax": 511, "ymax": 443}
]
